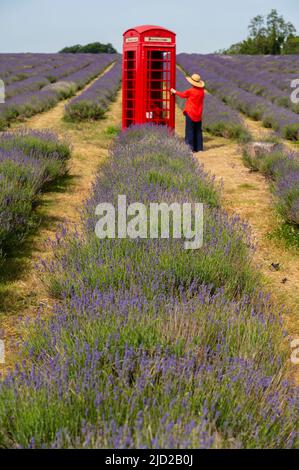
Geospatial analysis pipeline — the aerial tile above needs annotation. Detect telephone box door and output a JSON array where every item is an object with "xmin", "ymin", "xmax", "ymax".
[{"xmin": 144, "ymin": 49, "xmax": 174, "ymax": 127}]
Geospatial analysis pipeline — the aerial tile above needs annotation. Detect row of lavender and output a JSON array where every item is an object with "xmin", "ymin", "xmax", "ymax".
[
  {"xmin": 177, "ymin": 54, "xmax": 299, "ymax": 141},
  {"xmin": 210, "ymin": 54, "xmax": 299, "ymax": 93},
  {"xmin": 0, "ymin": 54, "xmax": 117, "ymax": 129},
  {"xmin": 64, "ymin": 60, "xmax": 122, "ymax": 121},
  {"xmin": 177, "ymin": 54, "xmax": 299, "ymax": 99},
  {"xmin": 3, "ymin": 55, "xmax": 92, "ymax": 97},
  {"xmin": 176, "ymin": 68, "xmax": 250, "ymax": 141},
  {"xmin": 243, "ymin": 144, "xmax": 299, "ymax": 226},
  {"xmin": 0, "ymin": 125, "xmax": 298, "ymax": 448},
  {"xmin": 0, "ymin": 53, "xmax": 115, "ymax": 92},
  {"xmin": 221, "ymin": 54, "xmax": 299, "ymax": 70},
  {"xmin": 199, "ymin": 55, "xmax": 299, "ymax": 114},
  {"xmin": 0, "ymin": 54, "xmax": 68, "ymax": 82},
  {"xmin": 0, "ymin": 130, "xmax": 71, "ymax": 263}
]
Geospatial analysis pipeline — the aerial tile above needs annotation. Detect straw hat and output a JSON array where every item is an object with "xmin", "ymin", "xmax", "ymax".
[{"xmin": 186, "ymin": 73, "xmax": 205, "ymax": 88}]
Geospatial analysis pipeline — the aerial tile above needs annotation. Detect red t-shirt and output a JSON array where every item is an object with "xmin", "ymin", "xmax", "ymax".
[{"xmin": 176, "ymin": 87, "xmax": 205, "ymax": 122}]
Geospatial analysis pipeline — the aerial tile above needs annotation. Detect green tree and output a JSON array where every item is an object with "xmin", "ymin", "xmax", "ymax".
[
  {"xmin": 59, "ymin": 44, "xmax": 82, "ymax": 53},
  {"xmin": 266, "ymin": 9, "xmax": 296, "ymax": 54},
  {"xmin": 223, "ymin": 9, "xmax": 297, "ymax": 55},
  {"xmin": 59, "ymin": 42, "xmax": 117, "ymax": 54},
  {"xmin": 249, "ymin": 15, "xmax": 266, "ymax": 38},
  {"xmin": 283, "ymin": 36, "xmax": 299, "ymax": 54}
]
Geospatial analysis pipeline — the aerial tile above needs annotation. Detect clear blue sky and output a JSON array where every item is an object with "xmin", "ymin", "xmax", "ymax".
[{"xmin": 0, "ymin": 0, "xmax": 298, "ymax": 54}]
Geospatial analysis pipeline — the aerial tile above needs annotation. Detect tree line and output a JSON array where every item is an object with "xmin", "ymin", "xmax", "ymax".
[
  {"xmin": 59, "ymin": 42, "xmax": 117, "ymax": 54},
  {"xmin": 222, "ymin": 9, "xmax": 299, "ymax": 55}
]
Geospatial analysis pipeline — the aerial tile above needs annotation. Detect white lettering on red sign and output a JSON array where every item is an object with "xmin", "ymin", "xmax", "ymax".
[{"xmin": 144, "ymin": 37, "xmax": 172, "ymax": 43}]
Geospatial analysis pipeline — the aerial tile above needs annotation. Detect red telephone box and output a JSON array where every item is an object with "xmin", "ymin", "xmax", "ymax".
[{"xmin": 122, "ymin": 25, "xmax": 176, "ymax": 129}]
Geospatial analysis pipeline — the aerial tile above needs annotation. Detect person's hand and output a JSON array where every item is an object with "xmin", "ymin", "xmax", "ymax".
[{"xmin": 170, "ymin": 88, "xmax": 176, "ymax": 94}]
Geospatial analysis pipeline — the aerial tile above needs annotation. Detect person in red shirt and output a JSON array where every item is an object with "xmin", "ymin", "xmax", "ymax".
[{"xmin": 171, "ymin": 73, "xmax": 205, "ymax": 152}]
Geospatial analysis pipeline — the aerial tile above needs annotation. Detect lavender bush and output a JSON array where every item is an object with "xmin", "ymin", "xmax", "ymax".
[
  {"xmin": 243, "ymin": 145, "xmax": 299, "ymax": 225},
  {"xmin": 0, "ymin": 126, "xmax": 298, "ymax": 448},
  {"xmin": 6, "ymin": 76, "xmax": 51, "ymax": 100},
  {"xmin": 0, "ymin": 130, "xmax": 71, "ymax": 260},
  {"xmin": 64, "ymin": 60, "xmax": 122, "ymax": 121}
]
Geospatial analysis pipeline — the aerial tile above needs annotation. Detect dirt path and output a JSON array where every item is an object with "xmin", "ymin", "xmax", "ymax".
[
  {"xmin": 175, "ymin": 106, "xmax": 299, "ymax": 381},
  {"xmin": 243, "ymin": 114, "xmax": 299, "ymax": 153},
  {"xmin": 0, "ymin": 73, "xmax": 122, "ymax": 371}
]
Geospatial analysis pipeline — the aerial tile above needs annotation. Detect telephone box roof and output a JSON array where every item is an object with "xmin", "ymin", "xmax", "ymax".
[{"xmin": 123, "ymin": 25, "xmax": 176, "ymax": 36}]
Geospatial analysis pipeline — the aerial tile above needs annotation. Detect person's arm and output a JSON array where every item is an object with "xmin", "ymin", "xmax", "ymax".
[{"xmin": 170, "ymin": 88, "xmax": 191, "ymax": 98}]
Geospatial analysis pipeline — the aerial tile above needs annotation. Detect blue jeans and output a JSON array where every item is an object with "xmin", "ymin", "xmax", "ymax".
[{"xmin": 185, "ymin": 114, "xmax": 203, "ymax": 152}]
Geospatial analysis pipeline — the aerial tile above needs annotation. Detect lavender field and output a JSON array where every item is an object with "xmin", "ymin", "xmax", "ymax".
[
  {"xmin": 0, "ymin": 53, "xmax": 122, "ymax": 265},
  {"xmin": 1, "ymin": 126, "xmax": 298, "ymax": 448},
  {"xmin": 64, "ymin": 59, "xmax": 122, "ymax": 121},
  {"xmin": 1, "ymin": 53, "xmax": 299, "ymax": 139},
  {"xmin": 176, "ymin": 54, "xmax": 299, "ymax": 227},
  {"xmin": 1, "ymin": 51, "xmax": 299, "ymax": 450},
  {"xmin": 177, "ymin": 54, "xmax": 299, "ymax": 140},
  {"xmin": 0, "ymin": 53, "xmax": 116, "ymax": 129}
]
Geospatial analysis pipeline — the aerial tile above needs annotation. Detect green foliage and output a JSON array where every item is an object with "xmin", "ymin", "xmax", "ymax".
[
  {"xmin": 281, "ymin": 124, "xmax": 299, "ymax": 141},
  {"xmin": 283, "ymin": 36, "xmax": 299, "ymax": 54},
  {"xmin": 1, "ymin": 134, "xmax": 71, "ymax": 163},
  {"xmin": 205, "ymin": 122, "xmax": 252, "ymax": 143},
  {"xmin": 268, "ymin": 222, "xmax": 299, "ymax": 250},
  {"xmin": 59, "ymin": 42, "xmax": 117, "ymax": 54},
  {"xmin": 64, "ymin": 101, "xmax": 106, "ymax": 122},
  {"xmin": 0, "ymin": 118, "xmax": 6, "ymax": 131},
  {"xmin": 242, "ymin": 148, "xmax": 284, "ymax": 178},
  {"xmin": 223, "ymin": 9, "xmax": 297, "ymax": 55},
  {"xmin": 104, "ymin": 125, "xmax": 120, "ymax": 136}
]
